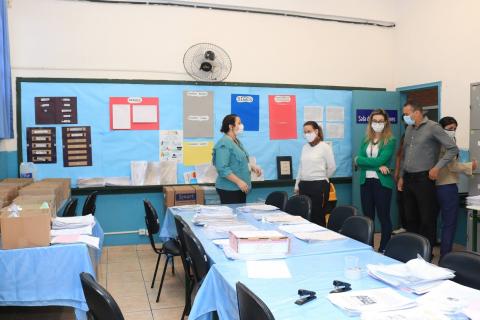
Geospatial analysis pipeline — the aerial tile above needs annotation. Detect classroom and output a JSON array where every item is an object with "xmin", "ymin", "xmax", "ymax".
[{"xmin": 1, "ymin": 0, "xmax": 480, "ymax": 319}]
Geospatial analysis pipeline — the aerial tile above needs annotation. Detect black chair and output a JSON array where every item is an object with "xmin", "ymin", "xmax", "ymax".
[
  {"xmin": 174, "ymin": 215, "xmax": 195, "ymax": 320},
  {"xmin": 265, "ymin": 191, "xmax": 288, "ymax": 211},
  {"xmin": 143, "ymin": 200, "xmax": 180, "ymax": 303},
  {"xmin": 82, "ymin": 191, "xmax": 98, "ymax": 216},
  {"xmin": 340, "ymin": 216, "xmax": 374, "ymax": 246},
  {"xmin": 62, "ymin": 198, "xmax": 78, "ymax": 217},
  {"xmin": 439, "ymin": 251, "xmax": 480, "ymax": 290},
  {"xmin": 80, "ymin": 272, "xmax": 124, "ymax": 320},
  {"xmin": 182, "ymin": 227, "xmax": 211, "ymax": 312},
  {"xmin": 327, "ymin": 205, "xmax": 357, "ymax": 232},
  {"xmin": 384, "ymin": 232, "xmax": 432, "ymax": 263},
  {"xmin": 236, "ymin": 282, "xmax": 275, "ymax": 320},
  {"xmin": 284, "ymin": 195, "xmax": 312, "ymax": 221}
]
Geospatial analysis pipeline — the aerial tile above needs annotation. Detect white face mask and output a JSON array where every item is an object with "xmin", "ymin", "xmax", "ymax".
[
  {"xmin": 304, "ymin": 132, "xmax": 317, "ymax": 143},
  {"xmin": 444, "ymin": 129, "xmax": 455, "ymax": 139},
  {"xmin": 235, "ymin": 124, "xmax": 244, "ymax": 135},
  {"xmin": 371, "ymin": 122, "xmax": 385, "ymax": 133}
]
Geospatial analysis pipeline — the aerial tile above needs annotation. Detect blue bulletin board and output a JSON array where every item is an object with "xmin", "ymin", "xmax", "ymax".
[{"xmin": 18, "ymin": 78, "xmax": 357, "ymax": 186}]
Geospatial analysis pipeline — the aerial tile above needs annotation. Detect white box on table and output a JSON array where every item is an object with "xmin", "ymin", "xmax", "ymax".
[{"xmin": 229, "ymin": 230, "xmax": 290, "ymax": 255}]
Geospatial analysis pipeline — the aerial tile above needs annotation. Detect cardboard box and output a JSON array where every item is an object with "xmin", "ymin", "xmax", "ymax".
[
  {"xmin": 0, "ymin": 211, "xmax": 51, "ymax": 249},
  {"xmin": 0, "ymin": 178, "xmax": 33, "ymax": 190},
  {"xmin": 164, "ymin": 185, "xmax": 205, "ymax": 207},
  {"xmin": 12, "ymin": 195, "xmax": 57, "ymax": 214},
  {"xmin": 18, "ymin": 184, "xmax": 63, "ymax": 209},
  {"xmin": 229, "ymin": 230, "xmax": 290, "ymax": 255},
  {"xmin": 0, "ymin": 186, "xmax": 19, "ymax": 208},
  {"xmin": 1, "ymin": 203, "xmax": 55, "ymax": 218},
  {"xmin": 40, "ymin": 178, "xmax": 71, "ymax": 201}
]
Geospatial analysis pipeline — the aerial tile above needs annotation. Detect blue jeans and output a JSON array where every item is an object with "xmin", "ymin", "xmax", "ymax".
[
  {"xmin": 360, "ymin": 178, "xmax": 392, "ymax": 251},
  {"xmin": 436, "ymin": 183, "xmax": 459, "ymax": 256}
]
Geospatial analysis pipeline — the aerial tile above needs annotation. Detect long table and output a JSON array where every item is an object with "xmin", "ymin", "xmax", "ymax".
[{"xmin": 0, "ymin": 220, "xmax": 104, "ymax": 320}]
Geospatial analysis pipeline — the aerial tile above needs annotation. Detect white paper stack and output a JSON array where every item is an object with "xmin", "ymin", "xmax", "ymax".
[
  {"xmin": 367, "ymin": 256, "xmax": 455, "ymax": 294},
  {"xmin": 77, "ymin": 178, "xmax": 106, "ymax": 188},
  {"xmin": 328, "ymin": 287, "xmax": 416, "ymax": 316},
  {"xmin": 416, "ymin": 280, "xmax": 480, "ymax": 316},
  {"xmin": 242, "ymin": 204, "xmax": 280, "ymax": 211},
  {"xmin": 467, "ymin": 195, "xmax": 480, "ymax": 208},
  {"xmin": 264, "ymin": 213, "xmax": 309, "ymax": 225},
  {"xmin": 361, "ymin": 306, "xmax": 449, "ymax": 320},
  {"xmin": 51, "ymin": 214, "xmax": 99, "ymax": 248}
]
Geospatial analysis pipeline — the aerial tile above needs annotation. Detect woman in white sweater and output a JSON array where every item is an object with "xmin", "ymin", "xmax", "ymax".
[{"xmin": 294, "ymin": 121, "xmax": 336, "ymax": 226}]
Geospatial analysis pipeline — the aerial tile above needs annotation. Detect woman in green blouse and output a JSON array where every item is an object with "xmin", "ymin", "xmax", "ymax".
[
  {"xmin": 213, "ymin": 114, "xmax": 262, "ymax": 204},
  {"xmin": 355, "ymin": 109, "xmax": 396, "ymax": 252}
]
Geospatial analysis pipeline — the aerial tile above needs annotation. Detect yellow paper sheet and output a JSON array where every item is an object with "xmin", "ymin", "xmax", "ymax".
[{"xmin": 183, "ymin": 141, "xmax": 213, "ymax": 166}]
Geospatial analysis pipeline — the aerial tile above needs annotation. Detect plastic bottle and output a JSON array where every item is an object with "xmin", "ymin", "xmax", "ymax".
[{"xmin": 19, "ymin": 162, "xmax": 37, "ymax": 180}]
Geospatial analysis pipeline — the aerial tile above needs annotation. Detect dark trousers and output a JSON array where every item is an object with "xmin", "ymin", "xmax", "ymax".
[
  {"xmin": 436, "ymin": 183, "xmax": 459, "ymax": 256},
  {"xmin": 298, "ymin": 180, "xmax": 330, "ymax": 227},
  {"xmin": 216, "ymin": 188, "xmax": 246, "ymax": 204},
  {"xmin": 403, "ymin": 171, "xmax": 439, "ymax": 247},
  {"xmin": 396, "ymin": 190, "xmax": 407, "ymax": 229},
  {"xmin": 360, "ymin": 178, "xmax": 392, "ymax": 251}
]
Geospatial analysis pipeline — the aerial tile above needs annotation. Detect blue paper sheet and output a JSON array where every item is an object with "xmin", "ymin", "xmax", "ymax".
[{"xmin": 231, "ymin": 94, "xmax": 259, "ymax": 131}]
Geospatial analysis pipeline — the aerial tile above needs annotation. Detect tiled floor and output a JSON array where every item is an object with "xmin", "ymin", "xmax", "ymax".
[{"xmin": 0, "ymin": 235, "xmax": 466, "ymax": 319}]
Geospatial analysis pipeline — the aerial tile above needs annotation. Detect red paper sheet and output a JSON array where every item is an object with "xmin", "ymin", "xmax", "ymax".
[
  {"xmin": 110, "ymin": 97, "xmax": 159, "ymax": 130},
  {"xmin": 269, "ymin": 95, "xmax": 297, "ymax": 140}
]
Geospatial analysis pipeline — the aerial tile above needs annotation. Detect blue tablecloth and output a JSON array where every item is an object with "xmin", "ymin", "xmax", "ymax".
[
  {"xmin": 190, "ymin": 250, "xmax": 402, "ymax": 320},
  {"xmin": 0, "ymin": 220, "xmax": 104, "ymax": 320},
  {"xmin": 160, "ymin": 206, "xmax": 372, "ymax": 264}
]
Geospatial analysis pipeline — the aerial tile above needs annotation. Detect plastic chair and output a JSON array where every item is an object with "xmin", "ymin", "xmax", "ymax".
[
  {"xmin": 439, "ymin": 251, "xmax": 480, "ymax": 290},
  {"xmin": 340, "ymin": 215, "xmax": 374, "ymax": 246},
  {"xmin": 284, "ymin": 195, "xmax": 312, "ymax": 221},
  {"xmin": 326, "ymin": 205, "xmax": 357, "ymax": 232},
  {"xmin": 265, "ymin": 191, "xmax": 288, "ymax": 211},
  {"xmin": 62, "ymin": 198, "xmax": 78, "ymax": 217},
  {"xmin": 82, "ymin": 191, "xmax": 98, "ymax": 216},
  {"xmin": 143, "ymin": 200, "xmax": 180, "ymax": 303},
  {"xmin": 236, "ymin": 282, "xmax": 275, "ymax": 320},
  {"xmin": 384, "ymin": 232, "xmax": 432, "ymax": 263},
  {"xmin": 174, "ymin": 215, "xmax": 194, "ymax": 320},
  {"xmin": 80, "ymin": 272, "xmax": 124, "ymax": 320}
]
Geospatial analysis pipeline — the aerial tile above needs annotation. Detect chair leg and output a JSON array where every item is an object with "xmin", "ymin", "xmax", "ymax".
[
  {"xmin": 151, "ymin": 253, "xmax": 161, "ymax": 289},
  {"xmin": 156, "ymin": 255, "xmax": 170, "ymax": 303},
  {"xmin": 171, "ymin": 256, "xmax": 175, "ymax": 275}
]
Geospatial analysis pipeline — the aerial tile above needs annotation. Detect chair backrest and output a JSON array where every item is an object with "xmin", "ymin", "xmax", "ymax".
[
  {"xmin": 327, "ymin": 205, "xmax": 357, "ymax": 232},
  {"xmin": 82, "ymin": 191, "xmax": 98, "ymax": 216},
  {"xmin": 182, "ymin": 227, "xmax": 210, "ymax": 283},
  {"xmin": 439, "ymin": 251, "xmax": 480, "ymax": 290},
  {"xmin": 143, "ymin": 200, "xmax": 160, "ymax": 251},
  {"xmin": 284, "ymin": 195, "xmax": 312, "ymax": 221},
  {"xmin": 80, "ymin": 272, "xmax": 125, "ymax": 320},
  {"xmin": 384, "ymin": 232, "xmax": 432, "ymax": 263},
  {"xmin": 174, "ymin": 214, "xmax": 191, "ymax": 270},
  {"xmin": 265, "ymin": 191, "xmax": 288, "ymax": 211},
  {"xmin": 236, "ymin": 282, "xmax": 275, "ymax": 320},
  {"xmin": 340, "ymin": 215, "xmax": 374, "ymax": 246},
  {"xmin": 62, "ymin": 198, "xmax": 78, "ymax": 217}
]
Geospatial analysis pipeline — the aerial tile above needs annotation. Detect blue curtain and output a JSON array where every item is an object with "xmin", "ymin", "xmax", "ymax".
[{"xmin": 0, "ymin": 0, "xmax": 12, "ymax": 139}]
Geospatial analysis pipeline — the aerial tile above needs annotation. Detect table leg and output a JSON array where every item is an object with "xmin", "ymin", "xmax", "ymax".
[{"xmin": 473, "ymin": 210, "xmax": 478, "ymax": 252}]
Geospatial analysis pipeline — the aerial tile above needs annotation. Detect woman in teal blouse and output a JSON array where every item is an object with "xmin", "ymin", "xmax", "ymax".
[
  {"xmin": 355, "ymin": 109, "xmax": 396, "ymax": 252},
  {"xmin": 213, "ymin": 114, "xmax": 262, "ymax": 204}
]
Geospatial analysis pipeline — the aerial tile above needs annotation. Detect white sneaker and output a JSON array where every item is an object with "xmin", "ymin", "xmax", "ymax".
[{"xmin": 392, "ymin": 228, "xmax": 406, "ymax": 235}]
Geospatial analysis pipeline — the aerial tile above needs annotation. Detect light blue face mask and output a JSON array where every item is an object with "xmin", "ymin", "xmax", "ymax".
[{"xmin": 403, "ymin": 115, "xmax": 415, "ymax": 126}]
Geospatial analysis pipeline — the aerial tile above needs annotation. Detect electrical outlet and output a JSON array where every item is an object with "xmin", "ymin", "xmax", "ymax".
[{"xmin": 138, "ymin": 229, "xmax": 146, "ymax": 235}]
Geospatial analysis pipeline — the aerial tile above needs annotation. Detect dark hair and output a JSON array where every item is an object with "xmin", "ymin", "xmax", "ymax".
[
  {"xmin": 403, "ymin": 100, "xmax": 423, "ymax": 113},
  {"xmin": 439, "ymin": 116, "xmax": 458, "ymax": 129},
  {"xmin": 220, "ymin": 114, "xmax": 238, "ymax": 133},
  {"xmin": 303, "ymin": 121, "xmax": 324, "ymax": 141}
]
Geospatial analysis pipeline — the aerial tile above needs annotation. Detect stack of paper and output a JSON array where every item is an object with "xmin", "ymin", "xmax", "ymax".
[
  {"xmin": 360, "ymin": 307, "xmax": 449, "ymax": 320},
  {"xmin": 417, "ymin": 280, "xmax": 480, "ymax": 316},
  {"xmin": 328, "ymin": 287, "xmax": 416, "ymax": 316},
  {"xmin": 264, "ymin": 213, "xmax": 309, "ymax": 225},
  {"xmin": 77, "ymin": 178, "xmax": 106, "ymax": 188},
  {"xmin": 293, "ymin": 230, "xmax": 346, "ymax": 242},
  {"xmin": 367, "ymin": 257, "xmax": 455, "ymax": 294},
  {"xmin": 278, "ymin": 223, "xmax": 325, "ymax": 233},
  {"xmin": 243, "ymin": 204, "xmax": 280, "ymax": 211},
  {"xmin": 51, "ymin": 214, "xmax": 99, "ymax": 249},
  {"xmin": 467, "ymin": 195, "xmax": 480, "ymax": 208}
]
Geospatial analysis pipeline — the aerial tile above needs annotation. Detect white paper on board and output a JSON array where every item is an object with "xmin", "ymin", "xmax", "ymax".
[
  {"xmin": 326, "ymin": 106, "xmax": 344, "ymax": 122},
  {"xmin": 326, "ymin": 123, "xmax": 344, "ymax": 139},
  {"xmin": 112, "ymin": 104, "xmax": 131, "ymax": 129},
  {"xmin": 132, "ymin": 105, "xmax": 157, "ymax": 123},
  {"xmin": 304, "ymin": 106, "xmax": 324, "ymax": 122}
]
